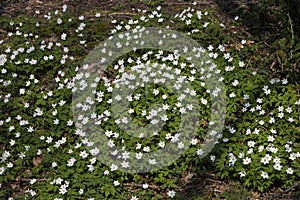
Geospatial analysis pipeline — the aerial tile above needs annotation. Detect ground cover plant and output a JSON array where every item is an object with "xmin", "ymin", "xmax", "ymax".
[{"xmin": 0, "ymin": 1, "xmax": 299, "ymax": 199}]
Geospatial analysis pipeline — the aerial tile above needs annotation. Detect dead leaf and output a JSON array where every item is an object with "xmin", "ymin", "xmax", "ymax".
[
  {"xmin": 201, "ymin": 118, "xmax": 208, "ymax": 127},
  {"xmin": 182, "ymin": 172, "xmax": 194, "ymax": 184},
  {"xmin": 10, "ymin": 183, "xmax": 18, "ymax": 189},
  {"xmin": 236, "ymin": 43, "xmax": 244, "ymax": 51},
  {"xmin": 247, "ymin": 40, "xmax": 255, "ymax": 45},
  {"xmin": 33, "ymin": 156, "xmax": 42, "ymax": 167},
  {"xmin": 48, "ymin": 35, "xmax": 58, "ymax": 42},
  {"xmin": 270, "ymin": 61, "xmax": 276, "ymax": 70}
]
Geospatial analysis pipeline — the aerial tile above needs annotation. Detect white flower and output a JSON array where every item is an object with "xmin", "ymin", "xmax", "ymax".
[
  {"xmin": 277, "ymin": 112, "xmax": 284, "ymax": 118},
  {"xmin": 121, "ymin": 151, "xmax": 129, "ymax": 160},
  {"xmin": 57, "ymin": 18, "xmax": 63, "ymax": 24},
  {"xmin": 142, "ymin": 183, "xmax": 149, "ymax": 189},
  {"xmin": 80, "ymin": 150, "xmax": 89, "ymax": 159},
  {"xmin": 158, "ymin": 141, "xmax": 165, "ymax": 148},
  {"xmin": 232, "ymin": 80, "xmax": 239, "ymax": 86},
  {"xmin": 113, "ymin": 180, "xmax": 120, "ymax": 186},
  {"xmin": 273, "ymin": 163, "xmax": 282, "ymax": 171},
  {"xmin": 163, "ymin": 104, "xmax": 170, "ymax": 110},
  {"xmin": 238, "ymin": 171, "xmax": 246, "ymax": 177},
  {"xmin": 167, "ymin": 190, "xmax": 176, "ymax": 198},
  {"xmin": 179, "ymin": 107, "xmax": 186, "ymax": 114},
  {"xmin": 267, "ymin": 135, "xmax": 275, "ymax": 142},
  {"xmin": 197, "ymin": 149, "xmax": 203, "ymax": 156},
  {"xmin": 273, "ymin": 157, "xmax": 281, "ymax": 164},
  {"xmin": 30, "ymin": 179, "xmax": 36, "ymax": 184},
  {"xmin": 143, "ymin": 146, "xmax": 150, "ymax": 152},
  {"xmin": 228, "ymin": 153, "xmax": 237, "ymax": 166},
  {"xmin": 191, "ymin": 138, "xmax": 198, "ymax": 145},
  {"xmin": 67, "ymin": 120, "xmax": 73, "ymax": 126},
  {"xmin": 245, "ymin": 129, "xmax": 251, "ymax": 135},
  {"xmin": 79, "ymin": 189, "xmax": 84, "ymax": 194},
  {"xmin": 289, "ymin": 153, "xmax": 297, "ymax": 161},
  {"xmin": 286, "ymin": 107, "xmax": 292, "ymax": 113},
  {"xmin": 46, "ymin": 136, "xmax": 53, "ymax": 143},
  {"xmin": 247, "ymin": 141, "xmax": 255, "ymax": 148},
  {"xmin": 282, "ymin": 79, "xmax": 288, "ymax": 84},
  {"xmin": 253, "ymin": 128, "xmax": 260, "ymax": 134},
  {"xmin": 0, "ymin": 167, "xmax": 5, "ymax": 175},
  {"xmin": 270, "ymin": 129, "xmax": 277, "ymax": 134},
  {"xmin": 242, "ymin": 157, "xmax": 251, "ymax": 165},
  {"xmin": 62, "ymin": 4, "xmax": 67, "ymax": 12},
  {"xmin": 52, "ymin": 162, "xmax": 57, "ymax": 168},
  {"xmin": 53, "ymin": 119, "xmax": 59, "ymax": 125},
  {"xmin": 286, "ymin": 168, "xmax": 294, "ymax": 174},
  {"xmin": 160, "ymin": 115, "xmax": 168, "ymax": 121},
  {"xmin": 55, "ymin": 177, "xmax": 63, "ymax": 185},
  {"xmin": 261, "ymin": 154, "xmax": 272, "ymax": 165},
  {"xmin": 61, "ymin": 33, "xmax": 67, "ymax": 40},
  {"xmin": 131, "ymin": 196, "xmax": 139, "ymax": 200},
  {"xmin": 261, "ymin": 171, "xmax": 269, "ymax": 179},
  {"xmin": 59, "ymin": 187, "xmax": 67, "ymax": 194},
  {"xmin": 104, "ymin": 170, "xmax": 109, "ymax": 175},
  {"xmin": 136, "ymin": 152, "xmax": 143, "ymax": 159},
  {"xmin": 269, "ymin": 117, "xmax": 275, "ymax": 124},
  {"xmin": 288, "ymin": 117, "xmax": 294, "ymax": 122},
  {"xmin": 239, "ymin": 61, "xmax": 245, "ymax": 67},
  {"xmin": 149, "ymin": 159, "xmax": 157, "ymax": 165},
  {"xmin": 177, "ymin": 142, "xmax": 184, "ymax": 149},
  {"xmin": 258, "ymin": 145, "xmax": 264, "ymax": 152},
  {"xmin": 108, "ymin": 139, "xmax": 115, "ymax": 148},
  {"xmin": 110, "ymin": 163, "xmax": 118, "ymax": 171},
  {"xmin": 9, "ymin": 139, "xmax": 15, "ymax": 146},
  {"xmin": 247, "ymin": 148, "xmax": 253, "ymax": 154},
  {"xmin": 19, "ymin": 88, "xmax": 25, "ymax": 94},
  {"xmin": 67, "ymin": 157, "xmax": 76, "ymax": 166},
  {"xmin": 201, "ymin": 98, "xmax": 208, "ymax": 105}
]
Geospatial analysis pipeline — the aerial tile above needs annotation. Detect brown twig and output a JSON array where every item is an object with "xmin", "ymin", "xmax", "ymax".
[
  {"xmin": 246, "ymin": 56, "xmax": 253, "ymax": 68},
  {"xmin": 246, "ymin": 27, "xmax": 277, "ymax": 31},
  {"xmin": 268, "ymin": 180, "xmax": 300, "ymax": 200},
  {"xmin": 263, "ymin": 41, "xmax": 272, "ymax": 48},
  {"xmin": 162, "ymin": 1, "xmax": 214, "ymax": 5},
  {"xmin": 106, "ymin": 12, "xmax": 138, "ymax": 16},
  {"xmin": 16, "ymin": 177, "xmax": 48, "ymax": 182},
  {"xmin": 161, "ymin": 1, "xmax": 257, "ymax": 6},
  {"xmin": 78, "ymin": 45, "xmax": 89, "ymax": 53},
  {"xmin": 123, "ymin": 182, "xmax": 161, "ymax": 191}
]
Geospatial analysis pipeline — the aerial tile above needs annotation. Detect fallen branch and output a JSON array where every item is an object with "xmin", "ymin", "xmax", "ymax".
[
  {"xmin": 106, "ymin": 12, "xmax": 138, "ymax": 16},
  {"xmin": 16, "ymin": 177, "xmax": 48, "ymax": 182},
  {"xmin": 246, "ymin": 56, "xmax": 253, "ymax": 68},
  {"xmin": 161, "ymin": 1, "xmax": 257, "ymax": 6},
  {"xmin": 162, "ymin": 1, "xmax": 215, "ymax": 5},
  {"xmin": 123, "ymin": 182, "xmax": 161, "ymax": 190},
  {"xmin": 268, "ymin": 180, "xmax": 300, "ymax": 200}
]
